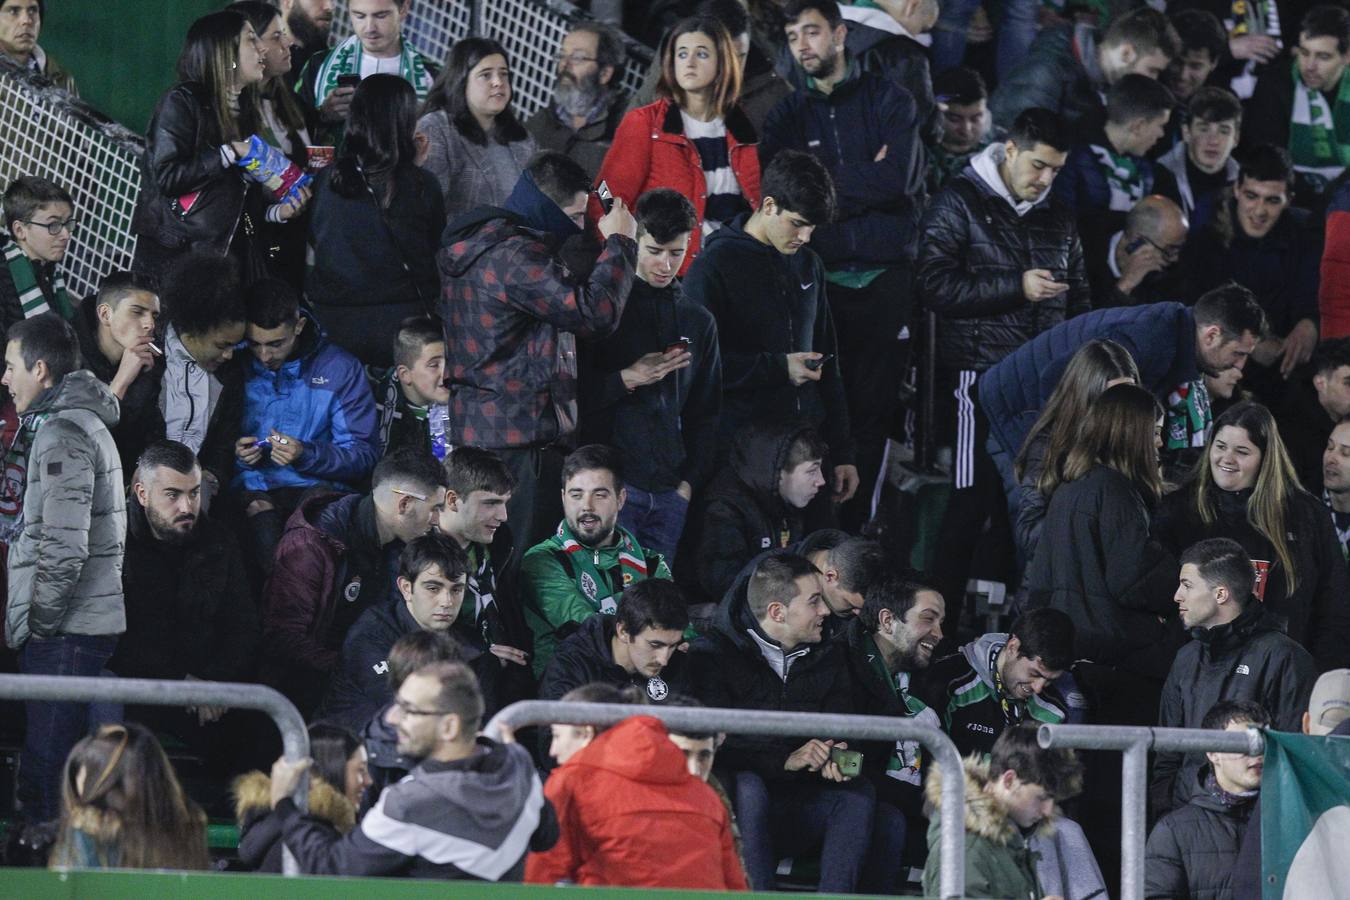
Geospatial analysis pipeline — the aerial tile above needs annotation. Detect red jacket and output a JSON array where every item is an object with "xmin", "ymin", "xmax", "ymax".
[
  {"xmin": 1322, "ymin": 185, "xmax": 1350, "ymax": 338},
  {"xmin": 594, "ymin": 99, "xmax": 762, "ymax": 276},
  {"xmin": 525, "ymin": 716, "xmax": 748, "ymax": 890}
]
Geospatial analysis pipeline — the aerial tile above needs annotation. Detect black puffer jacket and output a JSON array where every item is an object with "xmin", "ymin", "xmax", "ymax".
[
  {"xmin": 538, "ymin": 612, "xmax": 689, "ymax": 703},
  {"xmin": 1145, "ymin": 768, "xmax": 1256, "ymax": 900},
  {"xmin": 917, "ymin": 148, "xmax": 1091, "ymax": 373},
  {"xmin": 686, "ymin": 552, "xmax": 856, "ymax": 781},
  {"xmin": 1153, "ymin": 485, "xmax": 1350, "ymax": 672},
  {"xmin": 132, "ymin": 81, "xmax": 250, "ymax": 257},
  {"xmin": 687, "ymin": 421, "xmax": 815, "ymax": 603}
]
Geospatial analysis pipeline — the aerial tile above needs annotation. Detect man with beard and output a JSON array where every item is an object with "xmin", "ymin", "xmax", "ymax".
[
  {"xmin": 1321, "ymin": 418, "xmax": 1350, "ymax": 558},
  {"xmin": 286, "ymin": 0, "xmax": 335, "ymax": 88},
  {"xmin": 520, "ymin": 444, "xmax": 672, "ymax": 678},
  {"xmin": 108, "ymin": 440, "xmax": 262, "ymax": 774},
  {"xmin": 525, "ymin": 23, "xmax": 628, "ymax": 178},
  {"xmin": 839, "ymin": 573, "xmax": 945, "ymax": 895}
]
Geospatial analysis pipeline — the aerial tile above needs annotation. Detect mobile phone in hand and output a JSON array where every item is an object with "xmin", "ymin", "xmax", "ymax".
[
  {"xmin": 665, "ymin": 336, "xmax": 692, "ymax": 354},
  {"xmin": 830, "ymin": 747, "xmax": 863, "ymax": 778},
  {"xmin": 804, "ymin": 353, "xmax": 835, "ymax": 371},
  {"xmin": 596, "ymin": 180, "xmax": 614, "ymax": 214},
  {"xmin": 336, "ymin": 74, "xmax": 361, "ymax": 89}
]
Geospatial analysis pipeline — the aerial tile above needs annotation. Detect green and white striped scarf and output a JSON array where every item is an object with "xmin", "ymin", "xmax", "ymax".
[
  {"xmin": 1288, "ymin": 60, "xmax": 1350, "ymax": 192},
  {"xmin": 309, "ymin": 34, "xmax": 435, "ymax": 108},
  {"xmin": 3, "ymin": 241, "xmax": 73, "ymax": 321},
  {"xmin": 1088, "ymin": 142, "xmax": 1147, "ymax": 212}
]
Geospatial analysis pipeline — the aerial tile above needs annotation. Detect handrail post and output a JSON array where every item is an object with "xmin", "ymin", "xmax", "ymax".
[{"xmin": 1121, "ymin": 738, "xmax": 1148, "ymax": 900}]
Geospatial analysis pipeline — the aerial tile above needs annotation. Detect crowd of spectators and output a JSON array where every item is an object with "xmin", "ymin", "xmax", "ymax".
[{"xmin": 5, "ymin": 0, "xmax": 1350, "ymax": 895}]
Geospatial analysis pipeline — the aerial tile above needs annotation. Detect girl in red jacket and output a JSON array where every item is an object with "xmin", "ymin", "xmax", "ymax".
[{"xmin": 595, "ymin": 15, "xmax": 762, "ymax": 275}]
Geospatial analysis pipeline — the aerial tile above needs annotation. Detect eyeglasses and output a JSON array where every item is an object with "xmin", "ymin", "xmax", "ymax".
[
  {"xmin": 393, "ymin": 697, "xmax": 451, "ymax": 717},
  {"xmin": 23, "ymin": 217, "xmax": 77, "ymax": 236},
  {"xmin": 555, "ymin": 52, "xmax": 598, "ymax": 66}
]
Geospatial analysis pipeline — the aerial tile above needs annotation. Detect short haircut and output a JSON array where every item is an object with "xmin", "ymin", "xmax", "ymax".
[
  {"xmin": 527, "ymin": 150, "xmax": 592, "ymax": 209},
  {"xmin": 161, "ymin": 252, "xmax": 245, "ymax": 337},
  {"xmin": 568, "ymin": 21, "xmax": 624, "ymax": 71},
  {"xmin": 1171, "ymin": 9, "xmax": 1227, "ymax": 62},
  {"xmin": 1010, "ymin": 608, "xmax": 1075, "ymax": 672},
  {"xmin": 662, "ymin": 693, "xmax": 714, "ymax": 740},
  {"xmin": 933, "ymin": 65, "xmax": 987, "ymax": 105},
  {"xmin": 136, "ymin": 440, "xmax": 200, "ymax": 481},
  {"xmin": 858, "ymin": 572, "xmax": 941, "ymax": 634},
  {"xmin": 617, "ymin": 579, "xmax": 691, "ymax": 635},
  {"xmin": 1007, "ymin": 107, "xmax": 1071, "ymax": 154},
  {"xmin": 398, "ymin": 530, "xmax": 469, "ymax": 584},
  {"xmin": 1193, "ymin": 282, "xmax": 1269, "ymax": 342},
  {"xmin": 1301, "ymin": 3, "xmax": 1350, "ymax": 54},
  {"xmin": 561, "ymin": 443, "xmax": 623, "ymax": 491},
  {"xmin": 244, "ymin": 277, "xmax": 301, "ymax": 329},
  {"xmin": 746, "ymin": 552, "xmax": 819, "ymax": 619},
  {"xmin": 443, "ymin": 445, "xmax": 516, "ymax": 497},
  {"xmin": 761, "ymin": 149, "xmax": 836, "ymax": 225},
  {"xmin": 1187, "ymin": 86, "xmax": 1243, "ymax": 128},
  {"xmin": 698, "ymin": 0, "xmax": 751, "ymax": 37},
  {"xmin": 388, "ymin": 630, "xmax": 463, "ymax": 688},
  {"xmin": 797, "ymin": 528, "xmax": 850, "ymax": 559},
  {"xmin": 828, "ymin": 537, "xmax": 885, "ymax": 594},
  {"xmin": 1201, "ymin": 698, "xmax": 1270, "ymax": 732},
  {"xmin": 1314, "ymin": 337, "xmax": 1350, "ymax": 376},
  {"xmin": 783, "ymin": 428, "xmax": 829, "ymax": 472},
  {"xmin": 420, "ymin": 661, "xmax": 485, "ymax": 732},
  {"xmin": 1180, "ymin": 537, "xmax": 1254, "ymax": 608},
  {"xmin": 635, "ymin": 188, "xmax": 697, "ymax": 244},
  {"xmin": 989, "ymin": 722, "xmax": 1083, "ymax": 801},
  {"xmin": 3, "ymin": 175, "xmax": 73, "ymax": 231},
  {"xmin": 782, "ymin": 0, "xmax": 842, "ymax": 29},
  {"xmin": 372, "ymin": 446, "xmax": 449, "ymax": 495},
  {"xmin": 96, "ymin": 271, "xmax": 158, "ymax": 311},
  {"xmin": 6, "ymin": 313, "xmax": 80, "ymax": 382},
  {"xmin": 1239, "ymin": 144, "xmax": 1295, "ymax": 187},
  {"xmin": 1103, "ymin": 6, "xmax": 1183, "ymax": 61},
  {"xmin": 1105, "ymin": 74, "xmax": 1175, "ymax": 127},
  {"xmin": 392, "ymin": 316, "xmax": 444, "ymax": 371}
]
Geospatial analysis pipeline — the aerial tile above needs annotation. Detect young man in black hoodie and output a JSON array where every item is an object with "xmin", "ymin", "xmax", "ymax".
[{"xmin": 578, "ymin": 188, "xmax": 721, "ymax": 568}]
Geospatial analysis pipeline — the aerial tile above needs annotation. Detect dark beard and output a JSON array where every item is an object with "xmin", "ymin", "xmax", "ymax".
[
  {"xmin": 147, "ymin": 510, "xmax": 198, "ymax": 546},
  {"xmin": 288, "ymin": 10, "xmax": 328, "ymax": 51}
]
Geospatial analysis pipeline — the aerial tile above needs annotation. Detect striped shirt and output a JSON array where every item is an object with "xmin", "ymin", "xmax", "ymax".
[{"xmin": 681, "ymin": 111, "xmax": 749, "ymax": 237}]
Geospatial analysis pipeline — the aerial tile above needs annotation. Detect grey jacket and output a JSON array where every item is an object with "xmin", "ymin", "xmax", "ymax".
[
  {"xmin": 415, "ymin": 110, "xmax": 537, "ymax": 220},
  {"xmin": 6, "ymin": 371, "xmax": 126, "ymax": 648}
]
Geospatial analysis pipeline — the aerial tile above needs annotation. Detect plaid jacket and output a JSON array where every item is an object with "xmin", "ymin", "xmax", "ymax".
[{"xmin": 438, "ymin": 212, "xmax": 636, "ymax": 449}]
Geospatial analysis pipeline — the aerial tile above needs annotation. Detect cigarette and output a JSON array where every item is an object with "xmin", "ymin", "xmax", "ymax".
[{"xmin": 147, "ymin": 341, "xmax": 163, "ymax": 356}]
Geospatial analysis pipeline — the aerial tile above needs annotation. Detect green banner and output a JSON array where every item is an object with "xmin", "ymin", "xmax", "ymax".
[{"xmin": 1260, "ymin": 730, "xmax": 1350, "ymax": 899}]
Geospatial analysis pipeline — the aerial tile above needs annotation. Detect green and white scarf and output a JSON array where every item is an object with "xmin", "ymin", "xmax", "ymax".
[
  {"xmin": 3, "ymin": 241, "xmax": 73, "ymax": 321},
  {"xmin": 309, "ymin": 34, "xmax": 435, "ymax": 108},
  {"xmin": 1288, "ymin": 60, "xmax": 1350, "ymax": 192},
  {"xmin": 1088, "ymin": 142, "xmax": 1148, "ymax": 212},
  {"xmin": 1165, "ymin": 380, "xmax": 1212, "ymax": 452}
]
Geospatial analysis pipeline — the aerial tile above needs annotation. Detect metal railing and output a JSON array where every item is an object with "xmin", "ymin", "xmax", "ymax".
[
  {"xmin": 1037, "ymin": 723, "xmax": 1265, "ymax": 900},
  {"xmin": 0, "ymin": 674, "xmax": 309, "ymax": 876},
  {"xmin": 485, "ymin": 700, "xmax": 968, "ymax": 899},
  {"xmin": 329, "ymin": 0, "xmax": 655, "ymax": 119}
]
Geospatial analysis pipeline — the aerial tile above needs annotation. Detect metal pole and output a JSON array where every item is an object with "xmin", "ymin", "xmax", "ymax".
[
  {"xmin": 917, "ymin": 310, "xmax": 937, "ymax": 470},
  {"xmin": 486, "ymin": 701, "xmax": 967, "ymax": 899},
  {"xmin": 1120, "ymin": 740, "xmax": 1148, "ymax": 900},
  {"xmin": 0, "ymin": 675, "xmax": 310, "ymax": 875}
]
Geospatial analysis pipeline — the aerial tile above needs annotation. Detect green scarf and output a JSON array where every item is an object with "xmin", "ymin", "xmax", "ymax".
[
  {"xmin": 1287, "ymin": 60, "xmax": 1350, "ymax": 191},
  {"xmin": 864, "ymin": 648, "xmax": 936, "ymax": 785},
  {"xmin": 1088, "ymin": 142, "xmax": 1147, "ymax": 212},
  {"xmin": 3, "ymin": 241, "xmax": 73, "ymax": 321},
  {"xmin": 309, "ymin": 34, "xmax": 435, "ymax": 108},
  {"xmin": 1165, "ymin": 379, "xmax": 1212, "ymax": 452},
  {"xmin": 544, "ymin": 519, "xmax": 666, "ymax": 615}
]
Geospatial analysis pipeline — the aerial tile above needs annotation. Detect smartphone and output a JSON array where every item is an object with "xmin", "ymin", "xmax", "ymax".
[
  {"xmin": 336, "ymin": 74, "xmax": 361, "ymax": 89},
  {"xmin": 596, "ymin": 180, "xmax": 614, "ymax": 214},
  {"xmin": 830, "ymin": 747, "xmax": 863, "ymax": 778},
  {"xmin": 665, "ymin": 336, "xmax": 692, "ymax": 354},
  {"xmin": 804, "ymin": 353, "xmax": 835, "ymax": 371}
]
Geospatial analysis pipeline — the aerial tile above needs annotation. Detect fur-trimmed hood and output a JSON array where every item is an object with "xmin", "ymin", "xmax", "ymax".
[
  {"xmin": 925, "ymin": 755, "xmax": 1057, "ymax": 846},
  {"xmin": 231, "ymin": 770, "xmax": 356, "ymax": 834}
]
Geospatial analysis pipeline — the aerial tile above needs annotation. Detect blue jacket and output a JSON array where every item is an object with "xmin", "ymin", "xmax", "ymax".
[
  {"xmin": 1053, "ymin": 131, "xmax": 1155, "ymax": 216},
  {"xmin": 759, "ymin": 60, "xmax": 925, "ymax": 266},
  {"xmin": 233, "ymin": 317, "xmax": 379, "ymax": 493},
  {"xmin": 980, "ymin": 302, "xmax": 1198, "ymax": 460}
]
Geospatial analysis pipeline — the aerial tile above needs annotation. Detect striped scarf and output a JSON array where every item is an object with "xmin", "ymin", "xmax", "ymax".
[
  {"xmin": 1288, "ymin": 61, "xmax": 1350, "ymax": 192},
  {"xmin": 1088, "ymin": 142, "xmax": 1148, "ymax": 212},
  {"xmin": 3, "ymin": 241, "xmax": 73, "ymax": 321},
  {"xmin": 550, "ymin": 519, "xmax": 654, "ymax": 615},
  {"xmin": 309, "ymin": 34, "xmax": 434, "ymax": 108}
]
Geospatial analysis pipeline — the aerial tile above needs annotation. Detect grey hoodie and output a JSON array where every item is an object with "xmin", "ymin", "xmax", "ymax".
[
  {"xmin": 6, "ymin": 370, "xmax": 125, "ymax": 648},
  {"xmin": 970, "ymin": 143, "xmax": 1054, "ymax": 218}
]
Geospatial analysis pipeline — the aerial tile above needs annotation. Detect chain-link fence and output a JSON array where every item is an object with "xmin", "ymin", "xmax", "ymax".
[
  {"xmin": 330, "ymin": 0, "xmax": 654, "ymax": 119},
  {"xmin": 0, "ymin": 59, "xmax": 143, "ymax": 301}
]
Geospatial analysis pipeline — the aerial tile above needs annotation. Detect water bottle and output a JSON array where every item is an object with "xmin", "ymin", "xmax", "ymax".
[{"xmin": 429, "ymin": 404, "xmax": 449, "ymax": 461}]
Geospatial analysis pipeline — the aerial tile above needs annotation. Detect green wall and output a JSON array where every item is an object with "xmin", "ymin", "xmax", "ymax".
[{"xmin": 40, "ymin": 0, "xmax": 224, "ymax": 132}]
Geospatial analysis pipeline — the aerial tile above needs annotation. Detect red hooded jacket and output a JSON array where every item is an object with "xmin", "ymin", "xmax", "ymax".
[{"xmin": 525, "ymin": 715, "xmax": 748, "ymax": 890}]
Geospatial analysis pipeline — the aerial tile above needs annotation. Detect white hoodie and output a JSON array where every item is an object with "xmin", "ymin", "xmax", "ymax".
[{"xmin": 969, "ymin": 142, "xmax": 1054, "ymax": 218}]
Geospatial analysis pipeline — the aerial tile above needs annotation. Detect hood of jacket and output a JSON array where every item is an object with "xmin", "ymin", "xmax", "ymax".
[
  {"xmin": 729, "ymin": 419, "xmax": 818, "ymax": 509},
  {"xmin": 710, "ymin": 548, "xmax": 818, "ymax": 665},
  {"xmin": 959, "ymin": 632, "xmax": 1009, "ymax": 690},
  {"xmin": 26, "ymin": 369, "xmax": 121, "ymax": 428},
  {"xmin": 362, "ymin": 701, "xmax": 414, "ymax": 772},
  {"xmin": 232, "ymin": 770, "xmax": 356, "ymax": 833},
  {"xmin": 564, "ymin": 715, "xmax": 691, "ymax": 785},
  {"xmin": 1188, "ymin": 765, "xmax": 1258, "ymax": 817},
  {"xmin": 440, "ymin": 208, "xmax": 548, "ymax": 278},
  {"xmin": 969, "ymin": 143, "xmax": 1052, "ymax": 217},
  {"xmin": 925, "ymin": 756, "xmax": 1058, "ymax": 844}
]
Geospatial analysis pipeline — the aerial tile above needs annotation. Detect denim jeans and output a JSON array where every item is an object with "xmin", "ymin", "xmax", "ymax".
[
  {"xmin": 617, "ymin": 484, "xmax": 689, "ymax": 570},
  {"xmin": 732, "ymin": 770, "xmax": 876, "ymax": 893},
  {"xmin": 932, "ymin": 0, "xmax": 1040, "ymax": 78},
  {"xmin": 18, "ymin": 633, "xmax": 119, "ymax": 823}
]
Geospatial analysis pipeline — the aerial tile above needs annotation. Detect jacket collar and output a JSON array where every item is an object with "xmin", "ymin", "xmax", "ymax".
[{"xmin": 658, "ymin": 97, "xmax": 758, "ymax": 145}]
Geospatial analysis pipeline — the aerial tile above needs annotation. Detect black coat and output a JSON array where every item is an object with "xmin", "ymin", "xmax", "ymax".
[
  {"xmin": 1145, "ymin": 768, "xmax": 1257, "ymax": 900},
  {"xmin": 989, "ymin": 23, "xmax": 1103, "ymax": 130},
  {"xmin": 1274, "ymin": 377, "xmax": 1336, "ymax": 495},
  {"xmin": 108, "ymin": 499, "xmax": 260, "ymax": 682},
  {"xmin": 538, "ymin": 612, "xmax": 689, "ymax": 703},
  {"xmin": 1152, "ymin": 603, "xmax": 1316, "ymax": 814},
  {"xmin": 1153, "ymin": 485, "xmax": 1350, "ymax": 672},
  {"xmin": 686, "ymin": 554, "xmax": 856, "ymax": 782},
  {"xmin": 917, "ymin": 160, "xmax": 1091, "ymax": 373},
  {"xmin": 1025, "ymin": 465, "xmax": 1180, "ymax": 679}
]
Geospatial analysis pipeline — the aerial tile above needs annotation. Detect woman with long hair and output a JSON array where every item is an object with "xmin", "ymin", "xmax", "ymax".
[
  {"xmin": 49, "ymin": 723, "xmax": 209, "ymax": 870},
  {"xmin": 132, "ymin": 10, "xmax": 310, "ymax": 281},
  {"xmin": 1154, "ymin": 401, "xmax": 1350, "ymax": 670},
  {"xmin": 1012, "ymin": 339, "xmax": 1140, "ymax": 562},
  {"xmin": 416, "ymin": 38, "xmax": 537, "ymax": 218},
  {"xmin": 307, "ymin": 74, "xmax": 446, "ymax": 368},
  {"xmin": 596, "ymin": 15, "xmax": 761, "ymax": 275}
]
